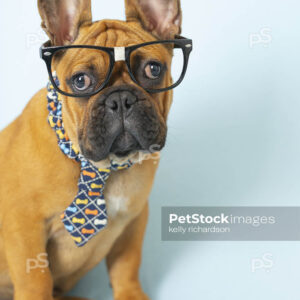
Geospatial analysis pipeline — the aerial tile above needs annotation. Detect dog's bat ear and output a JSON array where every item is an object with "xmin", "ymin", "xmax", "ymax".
[
  {"xmin": 38, "ymin": 0, "xmax": 92, "ymax": 45},
  {"xmin": 125, "ymin": 0, "xmax": 182, "ymax": 39}
]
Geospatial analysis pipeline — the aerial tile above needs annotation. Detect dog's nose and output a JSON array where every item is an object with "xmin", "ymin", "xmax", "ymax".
[{"xmin": 105, "ymin": 90, "xmax": 137, "ymax": 113}]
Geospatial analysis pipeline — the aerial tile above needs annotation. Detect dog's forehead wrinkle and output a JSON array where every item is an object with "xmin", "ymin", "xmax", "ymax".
[
  {"xmin": 96, "ymin": 29, "xmax": 139, "ymax": 48},
  {"xmin": 79, "ymin": 20, "xmax": 154, "ymax": 47}
]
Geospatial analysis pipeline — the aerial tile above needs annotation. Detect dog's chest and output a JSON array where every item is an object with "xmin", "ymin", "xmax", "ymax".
[{"xmin": 106, "ymin": 194, "xmax": 129, "ymax": 217}]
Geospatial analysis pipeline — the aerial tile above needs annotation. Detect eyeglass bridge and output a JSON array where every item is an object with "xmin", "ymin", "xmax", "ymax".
[{"xmin": 114, "ymin": 47, "xmax": 125, "ymax": 61}]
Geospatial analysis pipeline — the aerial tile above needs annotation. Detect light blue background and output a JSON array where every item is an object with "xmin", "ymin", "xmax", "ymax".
[{"xmin": 1, "ymin": 0, "xmax": 300, "ymax": 299}]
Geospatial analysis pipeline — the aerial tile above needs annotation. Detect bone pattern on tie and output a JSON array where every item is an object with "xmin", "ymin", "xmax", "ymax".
[{"xmin": 47, "ymin": 73, "xmax": 133, "ymax": 247}]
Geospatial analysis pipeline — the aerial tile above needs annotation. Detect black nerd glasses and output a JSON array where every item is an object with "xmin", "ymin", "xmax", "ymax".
[{"xmin": 40, "ymin": 36, "xmax": 192, "ymax": 97}]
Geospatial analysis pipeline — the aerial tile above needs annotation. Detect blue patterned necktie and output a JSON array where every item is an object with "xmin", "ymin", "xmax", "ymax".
[{"xmin": 47, "ymin": 73, "xmax": 133, "ymax": 247}]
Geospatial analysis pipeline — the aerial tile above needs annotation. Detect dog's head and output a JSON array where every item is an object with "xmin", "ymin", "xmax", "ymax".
[{"xmin": 39, "ymin": 0, "xmax": 187, "ymax": 165}]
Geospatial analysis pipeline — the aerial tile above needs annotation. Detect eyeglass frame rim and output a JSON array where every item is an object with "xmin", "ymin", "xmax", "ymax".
[{"xmin": 39, "ymin": 35, "xmax": 193, "ymax": 97}]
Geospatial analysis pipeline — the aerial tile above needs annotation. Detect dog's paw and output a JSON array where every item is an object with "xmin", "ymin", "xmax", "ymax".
[
  {"xmin": 54, "ymin": 297, "xmax": 91, "ymax": 300},
  {"xmin": 114, "ymin": 288, "xmax": 150, "ymax": 300}
]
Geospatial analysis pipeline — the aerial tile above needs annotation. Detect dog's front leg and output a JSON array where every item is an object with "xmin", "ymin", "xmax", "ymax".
[
  {"xmin": 2, "ymin": 213, "xmax": 53, "ymax": 300},
  {"xmin": 106, "ymin": 202, "xmax": 150, "ymax": 300}
]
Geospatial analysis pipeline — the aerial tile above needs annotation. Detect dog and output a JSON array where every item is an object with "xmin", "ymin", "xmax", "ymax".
[{"xmin": 0, "ymin": 0, "xmax": 191, "ymax": 299}]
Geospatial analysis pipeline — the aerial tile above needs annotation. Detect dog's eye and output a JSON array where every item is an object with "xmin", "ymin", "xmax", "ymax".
[
  {"xmin": 72, "ymin": 73, "xmax": 91, "ymax": 91},
  {"xmin": 144, "ymin": 62, "xmax": 162, "ymax": 79}
]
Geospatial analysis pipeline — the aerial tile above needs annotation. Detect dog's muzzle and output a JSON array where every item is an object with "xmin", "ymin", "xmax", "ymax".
[{"xmin": 80, "ymin": 85, "xmax": 166, "ymax": 162}]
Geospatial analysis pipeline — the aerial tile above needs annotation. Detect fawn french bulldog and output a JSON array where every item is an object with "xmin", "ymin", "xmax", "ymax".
[{"xmin": 0, "ymin": 0, "xmax": 192, "ymax": 299}]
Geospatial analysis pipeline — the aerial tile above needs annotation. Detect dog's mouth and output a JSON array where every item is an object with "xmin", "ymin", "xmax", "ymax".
[
  {"xmin": 110, "ymin": 131, "xmax": 141, "ymax": 157},
  {"xmin": 80, "ymin": 127, "xmax": 165, "ymax": 163}
]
